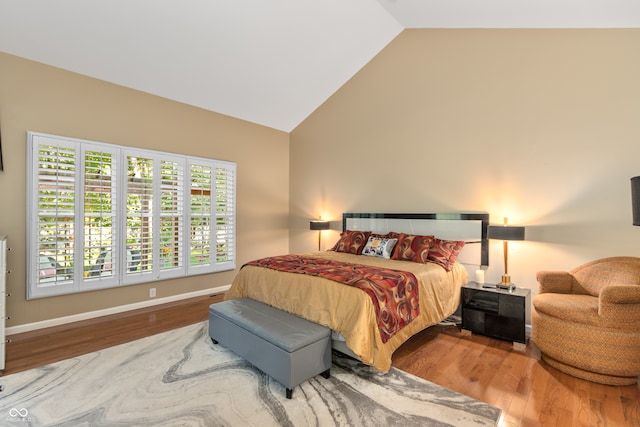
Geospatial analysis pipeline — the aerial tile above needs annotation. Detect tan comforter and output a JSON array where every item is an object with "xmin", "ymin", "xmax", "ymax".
[{"xmin": 225, "ymin": 251, "xmax": 468, "ymax": 371}]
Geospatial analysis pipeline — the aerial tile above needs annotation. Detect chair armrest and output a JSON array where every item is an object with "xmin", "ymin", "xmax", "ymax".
[
  {"xmin": 536, "ymin": 271, "xmax": 576, "ymax": 294},
  {"xmin": 598, "ymin": 286, "xmax": 640, "ymax": 329},
  {"xmin": 600, "ymin": 285, "xmax": 640, "ymax": 304}
]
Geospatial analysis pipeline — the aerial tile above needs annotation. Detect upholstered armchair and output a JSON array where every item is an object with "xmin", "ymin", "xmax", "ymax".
[{"xmin": 532, "ymin": 256, "xmax": 640, "ymax": 385}]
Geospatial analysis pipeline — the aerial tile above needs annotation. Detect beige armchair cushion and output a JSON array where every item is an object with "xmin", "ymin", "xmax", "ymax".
[{"xmin": 534, "ymin": 294, "xmax": 599, "ymax": 326}]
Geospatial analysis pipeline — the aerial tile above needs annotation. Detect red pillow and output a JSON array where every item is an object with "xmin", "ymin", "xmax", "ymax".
[
  {"xmin": 391, "ymin": 233, "xmax": 434, "ymax": 263},
  {"xmin": 428, "ymin": 238, "xmax": 465, "ymax": 271},
  {"xmin": 331, "ymin": 230, "xmax": 372, "ymax": 255}
]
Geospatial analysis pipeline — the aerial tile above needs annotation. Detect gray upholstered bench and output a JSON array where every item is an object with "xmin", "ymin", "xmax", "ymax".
[{"xmin": 208, "ymin": 298, "xmax": 331, "ymax": 399}]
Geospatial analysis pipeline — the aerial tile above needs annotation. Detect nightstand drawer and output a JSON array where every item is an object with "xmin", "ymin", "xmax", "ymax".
[{"xmin": 498, "ymin": 297, "xmax": 524, "ymax": 318}]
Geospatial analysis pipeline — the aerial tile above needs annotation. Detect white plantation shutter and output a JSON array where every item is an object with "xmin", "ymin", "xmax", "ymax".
[
  {"xmin": 27, "ymin": 132, "xmax": 235, "ymax": 299},
  {"xmin": 126, "ymin": 154, "xmax": 154, "ymax": 279},
  {"xmin": 29, "ymin": 136, "xmax": 77, "ymax": 297},
  {"xmin": 158, "ymin": 159, "xmax": 184, "ymax": 275},
  {"xmin": 83, "ymin": 146, "xmax": 118, "ymax": 288},
  {"xmin": 188, "ymin": 162, "xmax": 213, "ymax": 271},
  {"xmin": 187, "ymin": 159, "xmax": 236, "ymax": 274},
  {"xmin": 214, "ymin": 162, "xmax": 236, "ymax": 271}
]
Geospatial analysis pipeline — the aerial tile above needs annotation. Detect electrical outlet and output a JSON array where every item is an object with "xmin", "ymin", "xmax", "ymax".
[{"xmin": 149, "ymin": 288, "xmax": 156, "ymax": 298}]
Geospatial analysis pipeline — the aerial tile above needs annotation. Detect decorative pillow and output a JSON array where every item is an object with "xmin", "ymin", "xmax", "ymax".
[
  {"xmin": 331, "ymin": 230, "xmax": 372, "ymax": 255},
  {"xmin": 391, "ymin": 233, "xmax": 434, "ymax": 263},
  {"xmin": 428, "ymin": 238, "xmax": 465, "ymax": 271},
  {"xmin": 361, "ymin": 236, "xmax": 398, "ymax": 259}
]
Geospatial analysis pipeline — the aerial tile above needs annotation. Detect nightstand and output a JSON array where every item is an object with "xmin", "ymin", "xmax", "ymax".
[{"xmin": 461, "ymin": 282, "xmax": 531, "ymax": 344}]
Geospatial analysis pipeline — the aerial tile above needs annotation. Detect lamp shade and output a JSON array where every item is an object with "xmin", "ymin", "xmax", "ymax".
[
  {"xmin": 487, "ymin": 225, "xmax": 525, "ymax": 241},
  {"xmin": 632, "ymin": 176, "xmax": 640, "ymax": 226},
  {"xmin": 310, "ymin": 220, "xmax": 330, "ymax": 231}
]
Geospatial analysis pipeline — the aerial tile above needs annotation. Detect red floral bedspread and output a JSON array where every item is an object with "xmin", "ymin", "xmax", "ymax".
[{"xmin": 245, "ymin": 255, "xmax": 420, "ymax": 343}]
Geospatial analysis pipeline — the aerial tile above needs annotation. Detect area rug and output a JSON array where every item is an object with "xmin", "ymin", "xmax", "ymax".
[{"xmin": 0, "ymin": 322, "xmax": 502, "ymax": 426}]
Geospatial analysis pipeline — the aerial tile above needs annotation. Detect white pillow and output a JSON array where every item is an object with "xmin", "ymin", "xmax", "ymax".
[{"xmin": 361, "ymin": 236, "xmax": 398, "ymax": 259}]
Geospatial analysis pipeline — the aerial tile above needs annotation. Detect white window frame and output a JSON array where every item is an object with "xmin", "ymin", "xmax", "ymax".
[{"xmin": 26, "ymin": 132, "xmax": 236, "ymax": 299}]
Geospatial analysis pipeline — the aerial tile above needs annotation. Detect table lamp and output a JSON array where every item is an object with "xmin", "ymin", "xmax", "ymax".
[
  {"xmin": 488, "ymin": 217, "xmax": 525, "ymax": 290},
  {"xmin": 310, "ymin": 219, "xmax": 330, "ymax": 251}
]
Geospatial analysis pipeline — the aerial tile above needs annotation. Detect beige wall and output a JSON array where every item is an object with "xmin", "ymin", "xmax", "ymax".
[
  {"xmin": 3, "ymin": 28, "xmax": 640, "ymax": 328},
  {"xmin": 0, "ymin": 52, "xmax": 290, "ymax": 327},
  {"xmin": 290, "ymin": 29, "xmax": 640, "ymax": 294}
]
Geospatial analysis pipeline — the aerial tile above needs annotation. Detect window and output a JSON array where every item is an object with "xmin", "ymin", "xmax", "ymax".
[{"xmin": 26, "ymin": 132, "xmax": 236, "ymax": 299}]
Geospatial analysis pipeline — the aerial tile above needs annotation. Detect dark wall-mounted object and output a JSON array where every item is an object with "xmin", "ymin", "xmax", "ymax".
[
  {"xmin": 632, "ymin": 176, "xmax": 640, "ymax": 226},
  {"xmin": 0, "ymin": 122, "xmax": 3, "ymax": 171}
]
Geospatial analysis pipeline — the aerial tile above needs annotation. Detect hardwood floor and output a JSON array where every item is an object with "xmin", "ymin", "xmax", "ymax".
[
  {"xmin": 3, "ymin": 293, "xmax": 224, "ymax": 375},
  {"xmin": 2, "ymin": 294, "xmax": 639, "ymax": 426},
  {"xmin": 393, "ymin": 325, "xmax": 640, "ymax": 427}
]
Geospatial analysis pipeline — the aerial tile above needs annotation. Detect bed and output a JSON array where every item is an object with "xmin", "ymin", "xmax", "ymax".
[{"xmin": 225, "ymin": 212, "xmax": 489, "ymax": 371}]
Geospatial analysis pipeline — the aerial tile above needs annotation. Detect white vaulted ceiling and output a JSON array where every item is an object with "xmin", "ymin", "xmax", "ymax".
[{"xmin": 1, "ymin": 0, "xmax": 639, "ymax": 132}]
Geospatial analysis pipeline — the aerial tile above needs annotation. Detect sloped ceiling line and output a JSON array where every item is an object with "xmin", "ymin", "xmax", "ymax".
[{"xmin": 0, "ymin": 0, "xmax": 638, "ymax": 132}]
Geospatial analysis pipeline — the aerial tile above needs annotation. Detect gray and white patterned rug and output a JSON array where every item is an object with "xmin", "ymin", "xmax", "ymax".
[{"xmin": 0, "ymin": 322, "xmax": 501, "ymax": 426}]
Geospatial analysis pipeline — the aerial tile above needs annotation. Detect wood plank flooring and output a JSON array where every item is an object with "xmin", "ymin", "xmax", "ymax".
[
  {"xmin": 3, "ymin": 293, "xmax": 224, "ymax": 375},
  {"xmin": 2, "ymin": 294, "xmax": 639, "ymax": 426}
]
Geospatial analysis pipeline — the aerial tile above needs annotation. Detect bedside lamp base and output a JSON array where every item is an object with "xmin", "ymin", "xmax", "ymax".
[{"xmin": 496, "ymin": 275, "xmax": 516, "ymax": 290}]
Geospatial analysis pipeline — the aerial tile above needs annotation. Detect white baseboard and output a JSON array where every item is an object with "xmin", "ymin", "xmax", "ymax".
[{"xmin": 6, "ymin": 285, "xmax": 231, "ymax": 336}]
